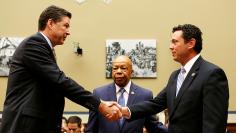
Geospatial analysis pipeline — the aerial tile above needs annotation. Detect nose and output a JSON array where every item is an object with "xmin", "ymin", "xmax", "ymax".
[
  {"xmin": 66, "ymin": 31, "xmax": 70, "ymax": 36},
  {"xmin": 117, "ymin": 68, "xmax": 122, "ymax": 73},
  {"xmin": 169, "ymin": 43, "xmax": 174, "ymax": 50}
]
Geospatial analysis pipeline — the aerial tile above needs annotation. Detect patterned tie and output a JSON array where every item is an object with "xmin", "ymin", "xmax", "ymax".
[
  {"xmin": 118, "ymin": 88, "xmax": 126, "ymax": 127},
  {"xmin": 176, "ymin": 68, "xmax": 186, "ymax": 96}
]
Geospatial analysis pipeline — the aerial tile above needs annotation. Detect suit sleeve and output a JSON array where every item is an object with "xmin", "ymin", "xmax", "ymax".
[
  {"xmin": 85, "ymin": 89, "xmax": 99, "ymax": 133},
  {"xmin": 144, "ymin": 91, "xmax": 168, "ymax": 133},
  {"xmin": 202, "ymin": 68, "xmax": 229, "ymax": 133},
  {"xmin": 22, "ymin": 40, "xmax": 100, "ymax": 111},
  {"xmin": 129, "ymin": 87, "xmax": 167, "ymax": 120}
]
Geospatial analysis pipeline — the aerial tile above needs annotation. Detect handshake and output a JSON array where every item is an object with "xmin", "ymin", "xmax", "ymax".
[{"xmin": 98, "ymin": 101, "xmax": 130, "ymax": 121}]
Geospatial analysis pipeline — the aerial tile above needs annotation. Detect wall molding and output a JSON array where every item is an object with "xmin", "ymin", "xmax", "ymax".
[{"xmin": 1, "ymin": 111, "xmax": 236, "ymax": 123}]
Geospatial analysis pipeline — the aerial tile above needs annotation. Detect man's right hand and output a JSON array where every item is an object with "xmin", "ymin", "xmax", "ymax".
[
  {"xmin": 121, "ymin": 106, "xmax": 131, "ymax": 118},
  {"xmin": 98, "ymin": 101, "xmax": 122, "ymax": 121}
]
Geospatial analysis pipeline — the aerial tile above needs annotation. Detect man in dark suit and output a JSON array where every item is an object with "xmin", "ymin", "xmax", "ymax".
[
  {"xmin": 85, "ymin": 55, "xmax": 167, "ymax": 133},
  {"xmin": 121, "ymin": 24, "xmax": 229, "ymax": 133},
  {"xmin": 0, "ymin": 5, "xmax": 121, "ymax": 133}
]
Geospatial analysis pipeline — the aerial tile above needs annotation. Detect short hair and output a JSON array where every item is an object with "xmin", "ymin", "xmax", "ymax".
[
  {"xmin": 62, "ymin": 116, "xmax": 68, "ymax": 123},
  {"xmin": 38, "ymin": 5, "xmax": 72, "ymax": 31},
  {"xmin": 172, "ymin": 24, "xmax": 203, "ymax": 53},
  {"xmin": 68, "ymin": 116, "xmax": 82, "ymax": 127}
]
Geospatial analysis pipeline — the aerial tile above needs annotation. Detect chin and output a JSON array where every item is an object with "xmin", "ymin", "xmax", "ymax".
[
  {"xmin": 115, "ymin": 81, "xmax": 124, "ymax": 86},
  {"xmin": 58, "ymin": 42, "xmax": 64, "ymax": 45}
]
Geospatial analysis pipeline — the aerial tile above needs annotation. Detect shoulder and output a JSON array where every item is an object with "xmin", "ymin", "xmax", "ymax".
[
  {"xmin": 25, "ymin": 33, "xmax": 47, "ymax": 44},
  {"xmin": 131, "ymin": 83, "xmax": 153, "ymax": 96},
  {"xmin": 202, "ymin": 59, "xmax": 221, "ymax": 69},
  {"xmin": 19, "ymin": 33, "xmax": 49, "ymax": 51},
  {"xmin": 200, "ymin": 58, "xmax": 225, "ymax": 74},
  {"xmin": 93, "ymin": 83, "xmax": 114, "ymax": 93}
]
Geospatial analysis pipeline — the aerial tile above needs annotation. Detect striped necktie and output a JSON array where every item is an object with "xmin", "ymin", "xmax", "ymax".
[
  {"xmin": 176, "ymin": 68, "xmax": 186, "ymax": 96},
  {"xmin": 118, "ymin": 88, "xmax": 126, "ymax": 127}
]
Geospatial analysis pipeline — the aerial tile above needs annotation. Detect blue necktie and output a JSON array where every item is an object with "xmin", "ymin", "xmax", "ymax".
[
  {"xmin": 118, "ymin": 88, "xmax": 126, "ymax": 127},
  {"xmin": 176, "ymin": 68, "xmax": 186, "ymax": 96}
]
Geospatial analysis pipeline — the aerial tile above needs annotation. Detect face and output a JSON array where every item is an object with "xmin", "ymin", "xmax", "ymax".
[
  {"xmin": 169, "ymin": 30, "xmax": 191, "ymax": 65},
  {"xmin": 49, "ymin": 16, "xmax": 70, "ymax": 46},
  {"xmin": 67, "ymin": 123, "xmax": 81, "ymax": 133},
  {"xmin": 112, "ymin": 56, "xmax": 133, "ymax": 87}
]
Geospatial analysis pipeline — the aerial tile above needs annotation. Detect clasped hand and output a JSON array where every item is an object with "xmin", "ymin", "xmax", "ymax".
[{"xmin": 98, "ymin": 101, "xmax": 125, "ymax": 121}]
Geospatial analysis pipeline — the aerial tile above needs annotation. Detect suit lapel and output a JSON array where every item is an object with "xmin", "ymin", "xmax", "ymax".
[
  {"xmin": 120, "ymin": 82, "xmax": 137, "ymax": 130},
  {"xmin": 37, "ymin": 32, "xmax": 57, "ymax": 63},
  {"xmin": 169, "ymin": 57, "xmax": 202, "ymax": 119},
  {"xmin": 169, "ymin": 71, "xmax": 179, "ymax": 114},
  {"xmin": 107, "ymin": 83, "xmax": 117, "ymax": 101},
  {"xmin": 107, "ymin": 83, "xmax": 123, "ymax": 129},
  {"xmin": 127, "ymin": 83, "xmax": 137, "ymax": 106}
]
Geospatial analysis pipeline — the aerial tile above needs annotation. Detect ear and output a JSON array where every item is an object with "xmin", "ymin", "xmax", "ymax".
[
  {"xmin": 47, "ymin": 19, "xmax": 54, "ymax": 30},
  {"xmin": 188, "ymin": 38, "xmax": 196, "ymax": 49}
]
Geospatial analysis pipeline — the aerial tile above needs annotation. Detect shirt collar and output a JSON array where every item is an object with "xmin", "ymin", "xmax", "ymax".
[
  {"xmin": 182, "ymin": 54, "xmax": 200, "ymax": 76},
  {"xmin": 39, "ymin": 32, "xmax": 53, "ymax": 49},
  {"xmin": 115, "ymin": 80, "xmax": 131, "ymax": 94}
]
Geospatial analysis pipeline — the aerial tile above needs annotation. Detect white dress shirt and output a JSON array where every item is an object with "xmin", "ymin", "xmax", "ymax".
[
  {"xmin": 181, "ymin": 54, "xmax": 201, "ymax": 79},
  {"xmin": 115, "ymin": 80, "xmax": 131, "ymax": 106}
]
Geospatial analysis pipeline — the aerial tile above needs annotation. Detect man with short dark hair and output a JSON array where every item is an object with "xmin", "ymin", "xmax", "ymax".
[
  {"xmin": 67, "ymin": 116, "xmax": 82, "ymax": 133},
  {"xmin": 0, "ymin": 5, "xmax": 120, "ymax": 133},
  {"xmin": 121, "ymin": 24, "xmax": 229, "ymax": 133}
]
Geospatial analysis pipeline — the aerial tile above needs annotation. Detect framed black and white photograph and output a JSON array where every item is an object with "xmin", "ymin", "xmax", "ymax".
[
  {"xmin": 106, "ymin": 39, "xmax": 157, "ymax": 78},
  {"xmin": 0, "ymin": 37, "xmax": 24, "ymax": 76}
]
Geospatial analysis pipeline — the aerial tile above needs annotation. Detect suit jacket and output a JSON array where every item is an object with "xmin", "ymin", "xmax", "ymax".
[
  {"xmin": 85, "ymin": 82, "xmax": 168, "ymax": 133},
  {"xmin": 0, "ymin": 33, "xmax": 100, "ymax": 133},
  {"xmin": 129, "ymin": 57, "xmax": 229, "ymax": 133}
]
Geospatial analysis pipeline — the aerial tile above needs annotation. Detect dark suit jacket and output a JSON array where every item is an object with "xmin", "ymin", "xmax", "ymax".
[
  {"xmin": 85, "ymin": 82, "xmax": 168, "ymax": 133},
  {"xmin": 0, "ymin": 33, "xmax": 100, "ymax": 133},
  {"xmin": 129, "ymin": 57, "xmax": 229, "ymax": 133}
]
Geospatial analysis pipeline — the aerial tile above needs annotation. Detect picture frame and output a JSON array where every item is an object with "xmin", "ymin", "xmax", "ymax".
[
  {"xmin": 0, "ymin": 37, "xmax": 24, "ymax": 76},
  {"xmin": 106, "ymin": 39, "xmax": 157, "ymax": 78}
]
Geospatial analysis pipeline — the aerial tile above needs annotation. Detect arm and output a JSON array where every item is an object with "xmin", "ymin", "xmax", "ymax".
[
  {"xmin": 144, "ymin": 91, "xmax": 168, "ymax": 133},
  {"xmin": 128, "ymin": 88, "xmax": 167, "ymax": 120},
  {"xmin": 22, "ymin": 40, "xmax": 101, "ymax": 111},
  {"xmin": 202, "ymin": 68, "xmax": 229, "ymax": 133},
  {"xmin": 22, "ymin": 39, "xmax": 121, "ymax": 120},
  {"xmin": 144, "ymin": 115, "xmax": 168, "ymax": 133}
]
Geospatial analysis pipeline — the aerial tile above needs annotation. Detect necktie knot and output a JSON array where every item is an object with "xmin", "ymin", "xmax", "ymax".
[
  {"xmin": 181, "ymin": 68, "xmax": 186, "ymax": 74},
  {"xmin": 119, "ymin": 88, "xmax": 125, "ymax": 94}
]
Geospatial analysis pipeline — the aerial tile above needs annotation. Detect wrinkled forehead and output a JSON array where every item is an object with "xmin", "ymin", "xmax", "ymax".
[
  {"xmin": 113, "ymin": 56, "xmax": 131, "ymax": 63},
  {"xmin": 113, "ymin": 61, "xmax": 128, "ymax": 65}
]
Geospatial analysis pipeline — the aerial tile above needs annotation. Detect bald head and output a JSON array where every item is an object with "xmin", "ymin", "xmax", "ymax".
[
  {"xmin": 113, "ymin": 55, "xmax": 132, "ymax": 68},
  {"xmin": 112, "ymin": 55, "xmax": 133, "ymax": 87}
]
